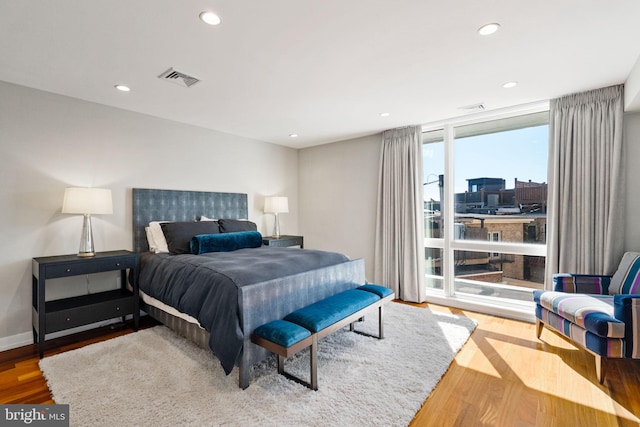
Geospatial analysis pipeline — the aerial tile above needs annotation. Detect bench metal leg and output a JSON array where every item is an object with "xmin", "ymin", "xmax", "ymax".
[
  {"xmin": 277, "ymin": 354, "xmax": 285, "ymax": 374},
  {"xmin": 310, "ymin": 335, "xmax": 318, "ymax": 390},
  {"xmin": 276, "ymin": 336, "xmax": 318, "ymax": 391},
  {"xmin": 352, "ymin": 306, "xmax": 385, "ymax": 339}
]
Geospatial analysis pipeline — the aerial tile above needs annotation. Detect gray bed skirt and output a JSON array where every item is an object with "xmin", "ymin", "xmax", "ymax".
[{"xmin": 141, "ymin": 302, "xmax": 211, "ymax": 350}]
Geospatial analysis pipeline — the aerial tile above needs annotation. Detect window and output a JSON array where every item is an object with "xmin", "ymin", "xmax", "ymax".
[
  {"xmin": 488, "ymin": 231, "xmax": 501, "ymax": 259},
  {"xmin": 422, "ymin": 106, "xmax": 549, "ymax": 319}
]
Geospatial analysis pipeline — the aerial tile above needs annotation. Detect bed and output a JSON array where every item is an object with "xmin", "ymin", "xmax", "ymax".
[{"xmin": 132, "ymin": 188, "xmax": 366, "ymax": 388}]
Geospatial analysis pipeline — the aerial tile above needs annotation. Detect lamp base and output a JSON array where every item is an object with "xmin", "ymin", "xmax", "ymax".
[
  {"xmin": 77, "ymin": 214, "xmax": 96, "ymax": 258},
  {"xmin": 272, "ymin": 212, "xmax": 281, "ymax": 238}
]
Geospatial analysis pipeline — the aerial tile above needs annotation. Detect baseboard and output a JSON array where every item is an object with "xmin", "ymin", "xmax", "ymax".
[
  {"xmin": 425, "ymin": 294, "xmax": 536, "ymax": 323},
  {"xmin": 0, "ymin": 331, "xmax": 34, "ymax": 352},
  {"xmin": 0, "ymin": 317, "xmax": 127, "ymax": 352}
]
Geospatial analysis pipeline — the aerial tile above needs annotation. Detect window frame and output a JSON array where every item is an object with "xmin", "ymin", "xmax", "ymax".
[{"xmin": 421, "ymin": 101, "xmax": 549, "ymax": 322}]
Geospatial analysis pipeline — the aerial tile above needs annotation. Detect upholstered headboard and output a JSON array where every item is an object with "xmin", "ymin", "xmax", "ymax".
[{"xmin": 132, "ymin": 188, "xmax": 248, "ymax": 253}]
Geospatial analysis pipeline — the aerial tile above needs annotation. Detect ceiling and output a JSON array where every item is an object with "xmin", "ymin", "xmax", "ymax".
[{"xmin": 1, "ymin": 1, "xmax": 640, "ymax": 149}]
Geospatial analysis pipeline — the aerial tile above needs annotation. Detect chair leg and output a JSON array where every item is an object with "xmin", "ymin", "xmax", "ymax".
[
  {"xmin": 535, "ymin": 318, "xmax": 544, "ymax": 339},
  {"xmin": 595, "ymin": 355, "xmax": 606, "ymax": 384}
]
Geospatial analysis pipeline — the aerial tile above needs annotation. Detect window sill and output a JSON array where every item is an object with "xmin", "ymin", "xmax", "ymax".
[{"xmin": 424, "ymin": 292, "xmax": 536, "ymax": 323}]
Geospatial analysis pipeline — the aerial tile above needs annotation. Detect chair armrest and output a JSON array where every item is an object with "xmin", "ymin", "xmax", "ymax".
[
  {"xmin": 613, "ymin": 294, "xmax": 640, "ymax": 359},
  {"xmin": 553, "ymin": 273, "xmax": 611, "ymax": 294}
]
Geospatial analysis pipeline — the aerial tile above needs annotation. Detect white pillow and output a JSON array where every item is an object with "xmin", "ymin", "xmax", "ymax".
[
  {"xmin": 199, "ymin": 216, "xmax": 217, "ymax": 221},
  {"xmin": 148, "ymin": 221, "xmax": 170, "ymax": 253},
  {"xmin": 145, "ymin": 227, "xmax": 157, "ymax": 253}
]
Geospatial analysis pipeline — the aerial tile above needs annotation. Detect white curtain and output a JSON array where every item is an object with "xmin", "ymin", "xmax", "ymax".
[
  {"xmin": 374, "ymin": 126, "xmax": 426, "ymax": 302},
  {"xmin": 545, "ymin": 85, "xmax": 625, "ymax": 288}
]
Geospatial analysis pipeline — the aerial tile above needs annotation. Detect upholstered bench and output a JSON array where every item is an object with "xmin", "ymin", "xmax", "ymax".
[{"xmin": 251, "ymin": 284, "xmax": 394, "ymax": 390}]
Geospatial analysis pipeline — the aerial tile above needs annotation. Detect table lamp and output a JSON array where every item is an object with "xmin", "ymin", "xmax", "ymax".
[
  {"xmin": 62, "ymin": 187, "xmax": 113, "ymax": 257},
  {"xmin": 264, "ymin": 196, "xmax": 289, "ymax": 238}
]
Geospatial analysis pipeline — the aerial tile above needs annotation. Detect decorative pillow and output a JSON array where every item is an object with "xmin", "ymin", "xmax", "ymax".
[
  {"xmin": 145, "ymin": 227, "xmax": 157, "ymax": 253},
  {"xmin": 609, "ymin": 252, "xmax": 640, "ymax": 295},
  {"xmin": 197, "ymin": 215, "xmax": 218, "ymax": 221},
  {"xmin": 190, "ymin": 231, "xmax": 263, "ymax": 255},
  {"xmin": 160, "ymin": 221, "xmax": 221, "ymax": 255},
  {"xmin": 218, "ymin": 218, "xmax": 258, "ymax": 233},
  {"xmin": 148, "ymin": 221, "xmax": 171, "ymax": 253}
]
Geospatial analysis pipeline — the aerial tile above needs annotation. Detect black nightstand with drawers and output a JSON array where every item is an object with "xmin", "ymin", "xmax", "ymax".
[
  {"xmin": 32, "ymin": 250, "xmax": 139, "ymax": 358},
  {"xmin": 262, "ymin": 235, "xmax": 304, "ymax": 248}
]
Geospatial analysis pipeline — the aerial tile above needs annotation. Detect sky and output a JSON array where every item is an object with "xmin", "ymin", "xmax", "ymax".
[{"xmin": 422, "ymin": 125, "xmax": 549, "ymax": 201}]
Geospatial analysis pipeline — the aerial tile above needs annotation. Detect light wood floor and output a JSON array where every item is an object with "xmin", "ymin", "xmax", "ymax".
[
  {"xmin": 411, "ymin": 303, "xmax": 640, "ymax": 427},
  {"xmin": 1, "ymin": 306, "xmax": 639, "ymax": 426}
]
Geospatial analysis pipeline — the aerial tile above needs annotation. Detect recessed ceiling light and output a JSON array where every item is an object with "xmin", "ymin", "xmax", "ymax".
[
  {"xmin": 503, "ymin": 81, "xmax": 518, "ymax": 89},
  {"xmin": 380, "ymin": 112, "xmax": 390, "ymax": 117},
  {"xmin": 478, "ymin": 23, "xmax": 500, "ymax": 36},
  {"xmin": 114, "ymin": 85, "xmax": 130, "ymax": 92},
  {"xmin": 289, "ymin": 134, "xmax": 298, "ymax": 138},
  {"xmin": 199, "ymin": 11, "xmax": 221, "ymax": 26}
]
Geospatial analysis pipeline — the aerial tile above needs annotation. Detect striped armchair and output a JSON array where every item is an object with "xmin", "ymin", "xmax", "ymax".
[{"xmin": 533, "ymin": 252, "xmax": 640, "ymax": 383}]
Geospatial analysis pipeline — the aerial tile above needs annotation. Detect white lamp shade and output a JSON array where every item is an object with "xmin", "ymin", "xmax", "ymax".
[
  {"xmin": 62, "ymin": 187, "xmax": 113, "ymax": 215},
  {"xmin": 264, "ymin": 196, "xmax": 289, "ymax": 213}
]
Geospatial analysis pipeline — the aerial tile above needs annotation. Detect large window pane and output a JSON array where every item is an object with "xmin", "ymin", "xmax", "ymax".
[
  {"xmin": 422, "ymin": 129, "xmax": 444, "ymax": 239},
  {"xmin": 425, "ymin": 247, "xmax": 443, "ymax": 290},
  {"xmin": 453, "ymin": 112, "xmax": 548, "ymax": 244},
  {"xmin": 454, "ymin": 250, "xmax": 545, "ymax": 302}
]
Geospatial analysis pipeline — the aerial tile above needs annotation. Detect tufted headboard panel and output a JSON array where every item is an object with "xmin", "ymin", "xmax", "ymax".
[{"xmin": 132, "ymin": 188, "xmax": 248, "ymax": 253}]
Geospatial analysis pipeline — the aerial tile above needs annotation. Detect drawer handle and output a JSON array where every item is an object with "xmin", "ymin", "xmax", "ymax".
[
  {"xmin": 116, "ymin": 263, "xmax": 121, "ymax": 267},
  {"xmin": 116, "ymin": 307, "xmax": 120, "ymax": 311},
  {"xmin": 66, "ymin": 268, "xmax": 71, "ymax": 272},
  {"xmin": 66, "ymin": 317, "xmax": 71, "ymax": 322}
]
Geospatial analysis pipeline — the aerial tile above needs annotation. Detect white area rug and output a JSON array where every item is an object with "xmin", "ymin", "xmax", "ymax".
[{"xmin": 40, "ymin": 303, "xmax": 476, "ymax": 427}]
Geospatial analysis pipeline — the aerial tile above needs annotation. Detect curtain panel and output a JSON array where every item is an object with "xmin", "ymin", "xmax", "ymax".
[
  {"xmin": 545, "ymin": 85, "xmax": 625, "ymax": 287},
  {"xmin": 374, "ymin": 126, "xmax": 426, "ymax": 302}
]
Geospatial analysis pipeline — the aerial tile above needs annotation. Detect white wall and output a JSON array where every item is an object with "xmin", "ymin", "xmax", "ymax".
[
  {"xmin": 298, "ymin": 134, "xmax": 381, "ymax": 281},
  {"xmin": 0, "ymin": 81, "xmax": 298, "ymax": 348},
  {"xmin": 624, "ymin": 112, "xmax": 640, "ymax": 251}
]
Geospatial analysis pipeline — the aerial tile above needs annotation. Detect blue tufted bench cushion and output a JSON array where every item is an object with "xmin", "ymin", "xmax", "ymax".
[
  {"xmin": 253, "ymin": 320, "xmax": 311, "ymax": 348},
  {"xmin": 284, "ymin": 289, "xmax": 380, "ymax": 333},
  {"xmin": 357, "ymin": 284, "xmax": 394, "ymax": 299}
]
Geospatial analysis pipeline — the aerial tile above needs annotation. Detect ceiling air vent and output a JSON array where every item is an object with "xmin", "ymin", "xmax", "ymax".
[
  {"xmin": 158, "ymin": 68, "xmax": 200, "ymax": 88},
  {"xmin": 458, "ymin": 102, "xmax": 486, "ymax": 112}
]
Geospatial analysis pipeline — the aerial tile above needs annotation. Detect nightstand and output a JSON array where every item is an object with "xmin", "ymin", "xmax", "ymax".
[
  {"xmin": 262, "ymin": 235, "xmax": 304, "ymax": 248},
  {"xmin": 32, "ymin": 250, "xmax": 139, "ymax": 358}
]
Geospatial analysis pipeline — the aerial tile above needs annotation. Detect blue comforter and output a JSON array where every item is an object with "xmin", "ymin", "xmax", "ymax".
[{"xmin": 138, "ymin": 247, "xmax": 349, "ymax": 374}]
